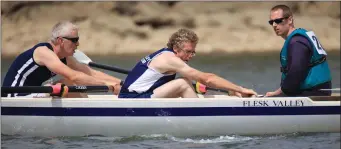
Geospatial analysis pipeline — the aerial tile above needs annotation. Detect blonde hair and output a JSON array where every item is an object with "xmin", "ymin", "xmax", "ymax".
[
  {"xmin": 167, "ymin": 28, "xmax": 199, "ymax": 49},
  {"xmin": 50, "ymin": 21, "xmax": 78, "ymax": 43}
]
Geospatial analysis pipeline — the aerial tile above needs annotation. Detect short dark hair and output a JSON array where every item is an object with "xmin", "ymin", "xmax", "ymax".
[{"xmin": 271, "ymin": 5, "xmax": 293, "ymax": 18}]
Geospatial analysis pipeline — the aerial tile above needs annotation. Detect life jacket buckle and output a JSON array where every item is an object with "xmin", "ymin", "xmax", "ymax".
[{"xmin": 308, "ymin": 56, "xmax": 326, "ymax": 67}]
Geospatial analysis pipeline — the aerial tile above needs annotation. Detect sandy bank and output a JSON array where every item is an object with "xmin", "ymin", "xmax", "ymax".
[{"xmin": 1, "ymin": 1, "xmax": 340, "ymax": 57}]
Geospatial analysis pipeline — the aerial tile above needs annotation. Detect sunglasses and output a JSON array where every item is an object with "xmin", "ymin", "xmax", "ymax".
[
  {"xmin": 268, "ymin": 17, "xmax": 288, "ymax": 25},
  {"xmin": 62, "ymin": 37, "xmax": 79, "ymax": 43}
]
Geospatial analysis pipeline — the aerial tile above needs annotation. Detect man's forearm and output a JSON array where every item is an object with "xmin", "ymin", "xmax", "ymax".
[
  {"xmin": 69, "ymin": 72, "xmax": 107, "ymax": 86},
  {"xmin": 205, "ymin": 75, "xmax": 243, "ymax": 93},
  {"xmin": 91, "ymin": 69, "xmax": 122, "ymax": 84}
]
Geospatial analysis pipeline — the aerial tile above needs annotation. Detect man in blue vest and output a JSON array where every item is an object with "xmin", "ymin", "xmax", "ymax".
[
  {"xmin": 2, "ymin": 21, "xmax": 122, "ymax": 97},
  {"xmin": 265, "ymin": 5, "xmax": 332, "ymax": 97},
  {"xmin": 119, "ymin": 28, "xmax": 258, "ymax": 98}
]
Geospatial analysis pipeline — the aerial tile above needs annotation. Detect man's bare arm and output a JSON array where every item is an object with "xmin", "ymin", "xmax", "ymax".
[
  {"xmin": 34, "ymin": 47, "xmax": 108, "ymax": 86},
  {"xmin": 159, "ymin": 53, "xmax": 245, "ymax": 93},
  {"xmin": 66, "ymin": 56, "xmax": 122, "ymax": 85}
]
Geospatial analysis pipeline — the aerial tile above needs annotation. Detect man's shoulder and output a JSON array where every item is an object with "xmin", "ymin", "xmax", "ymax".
[
  {"xmin": 289, "ymin": 35, "xmax": 312, "ymax": 49},
  {"xmin": 153, "ymin": 51, "xmax": 182, "ymax": 66},
  {"xmin": 290, "ymin": 35, "xmax": 309, "ymax": 43},
  {"xmin": 153, "ymin": 51, "xmax": 176, "ymax": 63}
]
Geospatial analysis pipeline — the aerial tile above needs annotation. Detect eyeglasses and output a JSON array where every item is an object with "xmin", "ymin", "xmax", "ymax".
[
  {"xmin": 268, "ymin": 17, "xmax": 288, "ymax": 25},
  {"xmin": 181, "ymin": 49, "xmax": 196, "ymax": 56},
  {"xmin": 62, "ymin": 37, "xmax": 79, "ymax": 43}
]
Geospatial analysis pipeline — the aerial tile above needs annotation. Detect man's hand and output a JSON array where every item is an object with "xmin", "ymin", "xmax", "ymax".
[
  {"xmin": 106, "ymin": 83, "xmax": 121, "ymax": 95},
  {"xmin": 265, "ymin": 91, "xmax": 279, "ymax": 97},
  {"xmin": 265, "ymin": 88, "xmax": 282, "ymax": 97},
  {"xmin": 239, "ymin": 87, "xmax": 258, "ymax": 97},
  {"xmin": 228, "ymin": 87, "xmax": 257, "ymax": 98},
  {"xmin": 113, "ymin": 84, "xmax": 121, "ymax": 95}
]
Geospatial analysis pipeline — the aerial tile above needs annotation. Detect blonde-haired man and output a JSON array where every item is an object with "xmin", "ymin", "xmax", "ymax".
[{"xmin": 119, "ymin": 28, "xmax": 257, "ymax": 98}]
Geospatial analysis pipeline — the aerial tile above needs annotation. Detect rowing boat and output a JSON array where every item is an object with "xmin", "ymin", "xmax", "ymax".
[{"xmin": 1, "ymin": 94, "xmax": 340, "ymax": 137}]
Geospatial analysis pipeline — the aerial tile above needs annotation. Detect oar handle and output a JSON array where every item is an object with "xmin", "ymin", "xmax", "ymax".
[
  {"xmin": 2, "ymin": 86, "xmax": 53, "ymax": 94},
  {"xmin": 89, "ymin": 62, "xmax": 130, "ymax": 74},
  {"xmin": 1, "ymin": 85, "xmax": 110, "ymax": 94}
]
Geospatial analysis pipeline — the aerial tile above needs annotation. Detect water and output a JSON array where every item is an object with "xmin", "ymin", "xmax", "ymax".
[
  {"xmin": 1, "ymin": 51, "xmax": 340, "ymax": 148},
  {"xmin": 1, "ymin": 133, "xmax": 340, "ymax": 149}
]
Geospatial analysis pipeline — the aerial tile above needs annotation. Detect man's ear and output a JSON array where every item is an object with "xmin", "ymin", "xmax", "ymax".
[
  {"xmin": 173, "ymin": 47, "xmax": 179, "ymax": 54},
  {"xmin": 57, "ymin": 37, "xmax": 63, "ymax": 44},
  {"xmin": 288, "ymin": 16, "xmax": 294, "ymax": 24}
]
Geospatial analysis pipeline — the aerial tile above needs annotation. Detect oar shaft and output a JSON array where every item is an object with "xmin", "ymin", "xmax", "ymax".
[
  {"xmin": 1, "ymin": 86, "xmax": 109, "ymax": 94},
  {"xmin": 89, "ymin": 62, "xmax": 130, "ymax": 74},
  {"xmin": 68, "ymin": 86, "xmax": 109, "ymax": 93},
  {"xmin": 2, "ymin": 86, "xmax": 53, "ymax": 94}
]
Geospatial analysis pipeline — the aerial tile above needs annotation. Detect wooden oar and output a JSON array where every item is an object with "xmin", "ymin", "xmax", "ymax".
[
  {"xmin": 73, "ymin": 50, "xmax": 229, "ymax": 94},
  {"xmin": 2, "ymin": 85, "xmax": 110, "ymax": 94}
]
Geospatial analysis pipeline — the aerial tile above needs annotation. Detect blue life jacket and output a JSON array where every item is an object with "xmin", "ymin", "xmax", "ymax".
[{"xmin": 280, "ymin": 28, "xmax": 332, "ymax": 90}]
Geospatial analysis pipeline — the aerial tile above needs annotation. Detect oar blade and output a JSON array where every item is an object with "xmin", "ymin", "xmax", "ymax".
[{"xmin": 73, "ymin": 49, "xmax": 92, "ymax": 64}]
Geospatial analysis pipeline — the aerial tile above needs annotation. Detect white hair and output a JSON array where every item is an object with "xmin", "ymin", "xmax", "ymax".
[{"xmin": 50, "ymin": 21, "xmax": 78, "ymax": 43}]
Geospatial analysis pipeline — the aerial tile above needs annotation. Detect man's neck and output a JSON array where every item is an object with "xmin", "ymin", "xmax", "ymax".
[
  {"xmin": 48, "ymin": 41, "xmax": 65, "ymax": 59},
  {"xmin": 283, "ymin": 26, "xmax": 296, "ymax": 40}
]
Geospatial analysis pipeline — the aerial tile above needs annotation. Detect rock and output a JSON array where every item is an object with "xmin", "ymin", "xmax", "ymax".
[{"xmin": 1, "ymin": 1, "xmax": 340, "ymax": 57}]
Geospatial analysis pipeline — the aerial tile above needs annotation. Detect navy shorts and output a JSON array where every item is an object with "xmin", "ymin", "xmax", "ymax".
[{"xmin": 118, "ymin": 91, "xmax": 153, "ymax": 98}]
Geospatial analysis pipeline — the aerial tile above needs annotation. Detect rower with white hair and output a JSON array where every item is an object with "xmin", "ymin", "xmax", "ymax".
[{"xmin": 1, "ymin": 21, "xmax": 122, "ymax": 98}]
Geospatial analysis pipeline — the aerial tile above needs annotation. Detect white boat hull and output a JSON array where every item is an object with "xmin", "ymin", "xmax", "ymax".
[{"xmin": 1, "ymin": 95, "xmax": 340, "ymax": 137}]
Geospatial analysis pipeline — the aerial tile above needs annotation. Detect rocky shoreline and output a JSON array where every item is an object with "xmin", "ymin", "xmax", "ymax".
[{"xmin": 1, "ymin": 1, "xmax": 340, "ymax": 57}]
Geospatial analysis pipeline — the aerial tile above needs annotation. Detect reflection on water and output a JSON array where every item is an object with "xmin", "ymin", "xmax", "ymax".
[{"xmin": 1, "ymin": 51, "xmax": 340, "ymax": 94}]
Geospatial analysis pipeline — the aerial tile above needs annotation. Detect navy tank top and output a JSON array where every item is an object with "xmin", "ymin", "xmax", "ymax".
[{"xmin": 2, "ymin": 43, "xmax": 67, "ymax": 97}]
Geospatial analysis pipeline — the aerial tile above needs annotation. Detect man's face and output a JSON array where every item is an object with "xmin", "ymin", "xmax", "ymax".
[
  {"xmin": 174, "ymin": 42, "xmax": 196, "ymax": 63},
  {"xmin": 269, "ymin": 9, "xmax": 292, "ymax": 37},
  {"xmin": 59, "ymin": 29, "xmax": 79, "ymax": 56}
]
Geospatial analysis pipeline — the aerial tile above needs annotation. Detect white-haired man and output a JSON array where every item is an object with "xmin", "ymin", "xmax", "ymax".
[{"xmin": 2, "ymin": 21, "xmax": 122, "ymax": 97}]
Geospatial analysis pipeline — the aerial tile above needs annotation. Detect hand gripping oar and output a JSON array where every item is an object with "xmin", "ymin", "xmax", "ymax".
[
  {"xmin": 73, "ymin": 50, "xmax": 230, "ymax": 95},
  {"xmin": 1, "ymin": 83, "xmax": 111, "ymax": 97}
]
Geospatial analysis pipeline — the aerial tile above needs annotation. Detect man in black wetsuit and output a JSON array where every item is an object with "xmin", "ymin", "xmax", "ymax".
[{"xmin": 265, "ymin": 5, "xmax": 332, "ymax": 97}]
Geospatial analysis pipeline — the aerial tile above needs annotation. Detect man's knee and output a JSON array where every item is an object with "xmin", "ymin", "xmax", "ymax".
[
  {"xmin": 56, "ymin": 78, "xmax": 76, "ymax": 85},
  {"xmin": 174, "ymin": 78, "xmax": 193, "ymax": 90}
]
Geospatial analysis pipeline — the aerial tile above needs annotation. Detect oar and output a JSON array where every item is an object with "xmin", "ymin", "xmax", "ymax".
[
  {"xmin": 73, "ymin": 50, "xmax": 130, "ymax": 74},
  {"xmin": 73, "ymin": 50, "xmax": 229, "ymax": 94},
  {"xmin": 320, "ymin": 88, "xmax": 340, "ymax": 91},
  {"xmin": 2, "ymin": 85, "xmax": 110, "ymax": 94}
]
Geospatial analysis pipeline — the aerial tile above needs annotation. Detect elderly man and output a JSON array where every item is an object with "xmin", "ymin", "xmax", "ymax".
[
  {"xmin": 119, "ymin": 28, "xmax": 257, "ymax": 98},
  {"xmin": 265, "ymin": 5, "xmax": 332, "ymax": 97},
  {"xmin": 2, "ymin": 21, "xmax": 122, "ymax": 97}
]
